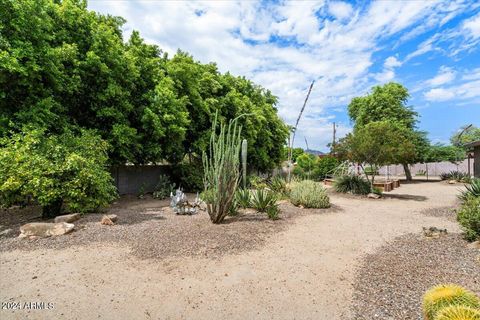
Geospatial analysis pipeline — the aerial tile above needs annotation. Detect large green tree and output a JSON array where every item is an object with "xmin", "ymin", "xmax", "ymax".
[
  {"xmin": 451, "ymin": 125, "xmax": 480, "ymax": 146},
  {"xmin": 1, "ymin": 0, "xmax": 288, "ymax": 172},
  {"xmin": 347, "ymin": 82, "xmax": 422, "ymax": 180}
]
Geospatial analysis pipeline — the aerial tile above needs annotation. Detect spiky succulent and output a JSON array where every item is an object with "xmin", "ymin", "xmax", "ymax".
[
  {"xmin": 423, "ymin": 284, "xmax": 480, "ymax": 320},
  {"xmin": 434, "ymin": 305, "xmax": 480, "ymax": 320}
]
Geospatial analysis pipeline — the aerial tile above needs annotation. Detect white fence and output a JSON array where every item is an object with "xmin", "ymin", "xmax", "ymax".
[{"xmin": 377, "ymin": 159, "xmax": 474, "ymax": 177}]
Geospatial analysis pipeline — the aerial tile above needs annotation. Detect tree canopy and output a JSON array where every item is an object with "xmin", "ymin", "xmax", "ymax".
[
  {"xmin": 0, "ymin": 0, "xmax": 288, "ymax": 172},
  {"xmin": 451, "ymin": 125, "xmax": 480, "ymax": 146}
]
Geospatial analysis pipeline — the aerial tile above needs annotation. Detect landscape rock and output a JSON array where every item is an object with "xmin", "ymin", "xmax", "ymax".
[
  {"xmin": 54, "ymin": 213, "xmax": 81, "ymax": 223},
  {"xmin": 19, "ymin": 222, "xmax": 75, "ymax": 238},
  {"xmin": 0, "ymin": 228, "xmax": 13, "ymax": 237},
  {"xmin": 448, "ymin": 180, "xmax": 456, "ymax": 184},
  {"xmin": 106, "ymin": 214, "xmax": 118, "ymax": 222},
  {"xmin": 101, "ymin": 215, "xmax": 114, "ymax": 225},
  {"xmin": 367, "ymin": 193, "xmax": 381, "ymax": 199},
  {"xmin": 422, "ymin": 226, "xmax": 447, "ymax": 238},
  {"xmin": 467, "ymin": 241, "xmax": 480, "ymax": 249}
]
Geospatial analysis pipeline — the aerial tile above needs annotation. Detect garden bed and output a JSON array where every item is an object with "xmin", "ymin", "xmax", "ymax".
[{"xmin": 351, "ymin": 233, "xmax": 479, "ymax": 319}]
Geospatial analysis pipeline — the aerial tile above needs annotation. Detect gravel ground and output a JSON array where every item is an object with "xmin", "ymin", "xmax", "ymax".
[
  {"xmin": 351, "ymin": 233, "xmax": 480, "ymax": 320},
  {"xmin": 419, "ymin": 205, "xmax": 459, "ymax": 221},
  {"xmin": 0, "ymin": 195, "xmax": 338, "ymax": 259}
]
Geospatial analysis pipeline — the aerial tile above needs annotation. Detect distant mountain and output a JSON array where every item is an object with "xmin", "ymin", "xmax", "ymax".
[{"xmin": 304, "ymin": 149, "xmax": 326, "ymax": 156}]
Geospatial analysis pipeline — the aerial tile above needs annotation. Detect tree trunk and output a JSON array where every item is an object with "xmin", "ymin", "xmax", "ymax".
[{"xmin": 403, "ymin": 163, "xmax": 412, "ymax": 181}]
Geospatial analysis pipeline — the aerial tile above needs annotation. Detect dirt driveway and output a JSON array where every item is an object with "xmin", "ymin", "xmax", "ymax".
[{"xmin": 0, "ymin": 182, "xmax": 464, "ymax": 319}]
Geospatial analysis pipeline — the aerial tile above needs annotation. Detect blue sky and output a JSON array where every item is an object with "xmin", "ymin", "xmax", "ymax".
[{"xmin": 89, "ymin": 0, "xmax": 480, "ymax": 151}]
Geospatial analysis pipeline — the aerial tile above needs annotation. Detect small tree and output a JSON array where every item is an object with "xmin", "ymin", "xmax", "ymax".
[
  {"xmin": 336, "ymin": 121, "xmax": 414, "ymax": 190},
  {"xmin": 202, "ymin": 114, "xmax": 242, "ymax": 223},
  {"xmin": 0, "ymin": 128, "xmax": 117, "ymax": 218}
]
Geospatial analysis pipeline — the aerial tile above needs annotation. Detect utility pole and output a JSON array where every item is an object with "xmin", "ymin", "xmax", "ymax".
[
  {"xmin": 304, "ymin": 137, "xmax": 309, "ymax": 151},
  {"xmin": 331, "ymin": 122, "xmax": 336, "ymax": 155}
]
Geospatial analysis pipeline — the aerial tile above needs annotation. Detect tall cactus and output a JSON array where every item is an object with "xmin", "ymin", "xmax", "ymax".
[
  {"xmin": 202, "ymin": 112, "xmax": 242, "ymax": 223},
  {"xmin": 241, "ymin": 139, "xmax": 248, "ymax": 189}
]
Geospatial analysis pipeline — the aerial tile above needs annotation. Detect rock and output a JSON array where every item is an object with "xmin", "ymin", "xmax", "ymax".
[
  {"xmin": 0, "ymin": 228, "xmax": 13, "ymax": 237},
  {"xmin": 101, "ymin": 215, "xmax": 114, "ymax": 225},
  {"xmin": 19, "ymin": 222, "xmax": 74, "ymax": 238},
  {"xmin": 448, "ymin": 180, "xmax": 456, "ymax": 184},
  {"xmin": 423, "ymin": 226, "xmax": 447, "ymax": 238},
  {"xmin": 54, "ymin": 213, "xmax": 81, "ymax": 223},
  {"xmin": 367, "ymin": 193, "xmax": 381, "ymax": 199},
  {"xmin": 467, "ymin": 241, "xmax": 480, "ymax": 249},
  {"xmin": 106, "ymin": 214, "xmax": 118, "ymax": 222}
]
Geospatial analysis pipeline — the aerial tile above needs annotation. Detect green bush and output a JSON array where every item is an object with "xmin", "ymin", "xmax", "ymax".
[
  {"xmin": 334, "ymin": 174, "xmax": 371, "ymax": 195},
  {"xmin": 268, "ymin": 176, "xmax": 287, "ymax": 195},
  {"xmin": 171, "ymin": 162, "xmax": 204, "ymax": 192},
  {"xmin": 289, "ymin": 180, "xmax": 330, "ymax": 208},
  {"xmin": 313, "ymin": 156, "xmax": 339, "ymax": 180},
  {"xmin": 0, "ymin": 129, "xmax": 117, "ymax": 217},
  {"xmin": 153, "ymin": 174, "xmax": 175, "ymax": 200},
  {"xmin": 440, "ymin": 171, "xmax": 471, "ymax": 183},
  {"xmin": 248, "ymin": 175, "xmax": 268, "ymax": 189},
  {"xmin": 457, "ymin": 196, "xmax": 480, "ymax": 241},
  {"xmin": 460, "ymin": 179, "xmax": 480, "ymax": 202},
  {"xmin": 251, "ymin": 189, "xmax": 279, "ymax": 213},
  {"xmin": 235, "ymin": 188, "xmax": 251, "ymax": 208}
]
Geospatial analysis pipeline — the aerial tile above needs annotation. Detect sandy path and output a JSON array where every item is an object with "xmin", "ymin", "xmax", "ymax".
[{"xmin": 0, "ymin": 182, "xmax": 461, "ymax": 320}]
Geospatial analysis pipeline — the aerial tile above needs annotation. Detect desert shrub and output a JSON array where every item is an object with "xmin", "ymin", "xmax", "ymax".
[
  {"xmin": 422, "ymin": 284, "xmax": 480, "ymax": 320},
  {"xmin": 266, "ymin": 204, "xmax": 280, "ymax": 220},
  {"xmin": 251, "ymin": 189, "xmax": 278, "ymax": 213},
  {"xmin": 235, "ymin": 188, "xmax": 251, "ymax": 208},
  {"xmin": 313, "ymin": 156, "xmax": 339, "ymax": 180},
  {"xmin": 457, "ymin": 196, "xmax": 480, "ymax": 241},
  {"xmin": 334, "ymin": 175, "xmax": 371, "ymax": 195},
  {"xmin": 171, "ymin": 162, "xmax": 204, "ymax": 192},
  {"xmin": 459, "ymin": 179, "xmax": 480, "ymax": 202},
  {"xmin": 268, "ymin": 176, "xmax": 288, "ymax": 195},
  {"xmin": 289, "ymin": 180, "xmax": 330, "ymax": 208},
  {"xmin": 248, "ymin": 174, "xmax": 268, "ymax": 189},
  {"xmin": 202, "ymin": 115, "xmax": 242, "ymax": 223},
  {"xmin": 440, "ymin": 171, "xmax": 471, "ymax": 183},
  {"xmin": 434, "ymin": 305, "xmax": 480, "ymax": 320},
  {"xmin": 153, "ymin": 174, "xmax": 175, "ymax": 200},
  {"xmin": 0, "ymin": 129, "xmax": 117, "ymax": 218}
]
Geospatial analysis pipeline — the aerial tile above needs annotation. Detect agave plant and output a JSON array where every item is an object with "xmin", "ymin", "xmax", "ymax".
[
  {"xmin": 459, "ymin": 178, "xmax": 480, "ymax": 202},
  {"xmin": 268, "ymin": 176, "xmax": 287, "ymax": 195},
  {"xmin": 250, "ymin": 189, "xmax": 278, "ymax": 213},
  {"xmin": 235, "ymin": 188, "xmax": 251, "ymax": 209},
  {"xmin": 422, "ymin": 284, "xmax": 480, "ymax": 320},
  {"xmin": 333, "ymin": 174, "xmax": 371, "ymax": 195}
]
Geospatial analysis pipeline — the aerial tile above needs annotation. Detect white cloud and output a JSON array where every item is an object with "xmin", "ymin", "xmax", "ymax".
[
  {"xmin": 426, "ymin": 66, "xmax": 456, "ymax": 87},
  {"xmin": 384, "ymin": 56, "xmax": 402, "ymax": 68},
  {"xmin": 328, "ymin": 1, "xmax": 353, "ymax": 21},
  {"xmin": 424, "ymin": 77, "xmax": 480, "ymax": 102},
  {"xmin": 463, "ymin": 12, "xmax": 480, "ymax": 38},
  {"xmin": 424, "ymin": 88, "xmax": 455, "ymax": 101}
]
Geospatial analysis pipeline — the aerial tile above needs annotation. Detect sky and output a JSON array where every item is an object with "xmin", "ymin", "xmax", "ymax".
[{"xmin": 89, "ymin": 0, "xmax": 480, "ymax": 152}]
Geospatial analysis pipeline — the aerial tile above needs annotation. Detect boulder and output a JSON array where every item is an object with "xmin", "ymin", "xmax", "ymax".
[
  {"xmin": 101, "ymin": 215, "xmax": 114, "ymax": 225},
  {"xmin": 54, "ymin": 213, "xmax": 81, "ymax": 223},
  {"xmin": 19, "ymin": 222, "xmax": 74, "ymax": 238},
  {"xmin": 448, "ymin": 180, "xmax": 456, "ymax": 184},
  {"xmin": 367, "ymin": 193, "xmax": 381, "ymax": 199},
  {"xmin": 106, "ymin": 214, "xmax": 118, "ymax": 222}
]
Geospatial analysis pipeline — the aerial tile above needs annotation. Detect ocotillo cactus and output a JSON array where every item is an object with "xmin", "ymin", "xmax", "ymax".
[{"xmin": 241, "ymin": 139, "xmax": 248, "ymax": 189}]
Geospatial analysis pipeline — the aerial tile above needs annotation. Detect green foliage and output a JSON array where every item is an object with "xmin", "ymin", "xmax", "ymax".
[
  {"xmin": 202, "ymin": 114, "xmax": 242, "ymax": 223},
  {"xmin": 268, "ymin": 176, "xmax": 288, "ymax": 195},
  {"xmin": 250, "ymin": 189, "xmax": 279, "ymax": 219},
  {"xmin": 248, "ymin": 175, "xmax": 268, "ymax": 189},
  {"xmin": 0, "ymin": 128, "xmax": 116, "ymax": 217},
  {"xmin": 171, "ymin": 163, "xmax": 204, "ymax": 192},
  {"xmin": 284, "ymin": 147, "xmax": 305, "ymax": 162},
  {"xmin": 363, "ymin": 166, "xmax": 379, "ymax": 176},
  {"xmin": 293, "ymin": 153, "xmax": 316, "ymax": 179},
  {"xmin": 313, "ymin": 156, "xmax": 339, "ymax": 180},
  {"xmin": 457, "ymin": 196, "xmax": 480, "ymax": 241},
  {"xmin": 289, "ymin": 180, "xmax": 330, "ymax": 208},
  {"xmin": 235, "ymin": 188, "xmax": 251, "ymax": 209},
  {"xmin": 434, "ymin": 305, "xmax": 480, "ymax": 320},
  {"xmin": 460, "ymin": 179, "xmax": 480, "ymax": 202},
  {"xmin": 451, "ymin": 125, "xmax": 480, "ymax": 146},
  {"xmin": 440, "ymin": 171, "xmax": 471, "ymax": 183},
  {"xmin": 422, "ymin": 284, "xmax": 480, "ymax": 320},
  {"xmin": 426, "ymin": 144, "xmax": 466, "ymax": 163},
  {"xmin": 137, "ymin": 183, "xmax": 147, "ymax": 199},
  {"xmin": 334, "ymin": 175, "xmax": 371, "ymax": 195},
  {"xmin": 152, "ymin": 174, "xmax": 175, "ymax": 200},
  {"xmin": 1, "ymin": 0, "xmax": 288, "ymax": 172}
]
